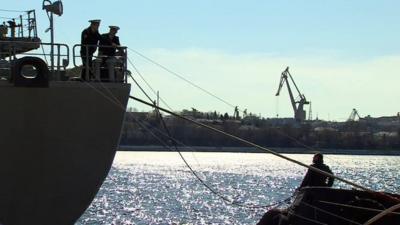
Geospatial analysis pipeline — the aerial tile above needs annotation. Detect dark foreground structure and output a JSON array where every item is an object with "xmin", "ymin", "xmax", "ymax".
[
  {"xmin": 257, "ymin": 187, "xmax": 400, "ymax": 225},
  {"xmin": 0, "ymin": 5, "xmax": 130, "ymax": 225}
]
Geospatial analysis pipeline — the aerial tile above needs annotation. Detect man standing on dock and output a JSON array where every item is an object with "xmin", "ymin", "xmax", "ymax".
[{"xmin": 299, "ymin": 153, "xmax": 334, "ymax": 188}]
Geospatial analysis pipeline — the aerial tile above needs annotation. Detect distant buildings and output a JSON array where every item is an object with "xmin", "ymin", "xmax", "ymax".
[{"xmin": 121, "ymin": 110, "xmax": 400, "ymax": 149}]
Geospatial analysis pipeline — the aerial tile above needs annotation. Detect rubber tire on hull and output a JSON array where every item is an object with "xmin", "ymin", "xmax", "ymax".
[{"xmin": 12, "ymin": 56, "xmax": 49, "ymax": 87}]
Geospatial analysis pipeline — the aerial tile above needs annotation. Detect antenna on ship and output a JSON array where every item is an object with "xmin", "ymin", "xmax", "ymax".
[{"xmin": 42, "ymin": 0, "xmax": 63, "ymax": 76}]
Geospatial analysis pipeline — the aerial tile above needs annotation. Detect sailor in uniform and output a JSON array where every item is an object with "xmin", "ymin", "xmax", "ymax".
[
  {"xmin": 97, "ymin": 26, "xmax": 121, "ymax": 82},
  {"xmin": 80, "ymin": 19, "xmax": 101, "ymax": 80},
  {"xmin": 98, "ymin": 26, "xmax": 120, "ymax": 56}
]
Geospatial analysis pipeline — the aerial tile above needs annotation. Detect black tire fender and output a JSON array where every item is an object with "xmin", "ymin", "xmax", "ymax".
[{"xmin": 12, "ymin": 56, "xmax": 50, "ymax": 87}]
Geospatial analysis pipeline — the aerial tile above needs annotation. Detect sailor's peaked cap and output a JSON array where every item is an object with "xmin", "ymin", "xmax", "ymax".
[
  {"xmin": 89, "ymin": 19, "xmax": 101, "ymax": 24},
  {"xmin": 109, "ymin": 25, "xmax": 120, "ymax": 30}
]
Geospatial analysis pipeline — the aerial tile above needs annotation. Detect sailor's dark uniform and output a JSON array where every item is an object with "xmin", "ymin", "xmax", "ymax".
[
  {"xmin": 80, "ymin": 27, "xmax": 101, "ymax": 80},
  {"xmin": 98, "ymin": 34, "xmax": 120, "ymax": 56},
  {"xmin": 96, "ymin": 34, "xmax": 121, "ymax": 81}
]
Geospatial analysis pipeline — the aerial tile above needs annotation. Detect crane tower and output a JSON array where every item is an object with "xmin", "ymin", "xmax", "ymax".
[{"xmin": 275, "ymin": 67, "xmax": 310, "ymax": 122}]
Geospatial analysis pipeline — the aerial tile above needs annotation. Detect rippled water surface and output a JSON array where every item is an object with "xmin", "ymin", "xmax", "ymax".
[{"xmin": 77, "ymin": 152, "xmax": 400, "ymax": 225}]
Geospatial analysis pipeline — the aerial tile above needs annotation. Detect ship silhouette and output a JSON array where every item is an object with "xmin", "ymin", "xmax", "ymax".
[{"xmin": 0, "ymin": 2, "xmax": 129, "ymax": 225}]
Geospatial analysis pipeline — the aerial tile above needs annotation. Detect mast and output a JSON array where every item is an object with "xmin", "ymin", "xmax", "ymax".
[{"xmin": 42, "ymin": 0, "xmax": 63, "ymax": 77}]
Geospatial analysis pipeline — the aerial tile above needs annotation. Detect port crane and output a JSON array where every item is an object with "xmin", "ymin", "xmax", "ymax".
[
  {"xmin": 233, "ymin": 106, "xmax": 240, "ymax": 120},
  {"xmin": 275, "ymin": 67, "xmax": 309, "ymax": 122},
  {"xmin": 347, "ymin": 108, "xmax": 361, "ymax": 121}
]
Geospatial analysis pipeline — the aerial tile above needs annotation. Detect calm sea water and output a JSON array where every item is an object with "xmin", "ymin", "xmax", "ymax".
[{"xmin": 77, "ymin": 152, "xmax": 400, "ymax": 225}]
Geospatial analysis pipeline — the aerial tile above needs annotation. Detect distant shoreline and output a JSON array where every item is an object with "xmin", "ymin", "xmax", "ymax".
[{"xmin": 118, "ymin": 145, "xmax": 400, "ymax": 156}]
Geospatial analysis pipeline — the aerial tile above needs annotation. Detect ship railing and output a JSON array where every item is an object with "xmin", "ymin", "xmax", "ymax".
[
  {"xmin": 0, "ymin": 39, "xmax": 70, "ymax": 81},
  {"xmin": 0, "ymin": 10, "xmax": 38, "ymax": 39},
  {"xmin": 72, "ymin": 44, "xmax": 128, "ymax": 83}
]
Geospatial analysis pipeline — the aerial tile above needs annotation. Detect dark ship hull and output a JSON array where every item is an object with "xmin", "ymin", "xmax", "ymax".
[
  {"xmin": 258, "ymin": 187, "xmax": 400, "ymax": 225},
  {"xmin": 0, "ymin": 81, "xmax": 130, "ymax": 225}
]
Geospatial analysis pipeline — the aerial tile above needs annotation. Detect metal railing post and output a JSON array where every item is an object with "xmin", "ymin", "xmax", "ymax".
[
  {"xmin": 33, "ymin": 11, "xmax": 38, "ymax": 38},
  {"xmin": 56, "ymin": 44, "xmax": 61, "ymax": 80},
  {"xmin": 85, "ymin": 45, "xmax": 89, "ymax": 81},
  {"xmin": 19, "ymin": 15, "xmax": 23, "ymax": 37}
]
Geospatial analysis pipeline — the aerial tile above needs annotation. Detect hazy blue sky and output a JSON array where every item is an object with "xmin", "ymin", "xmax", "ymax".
[{"xmin": 3, "ymin": 1, "xmax": 400, "ymax": 120}]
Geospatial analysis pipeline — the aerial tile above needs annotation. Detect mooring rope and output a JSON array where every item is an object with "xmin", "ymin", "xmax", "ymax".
[
  {"xmin": 69, "ymin": 52, "xmax": 398, "ymax": 213},
  {"xmin": 127, "ymin": 49, "xmax": 366, "ymax": 177},
  {"xmin": 288, "ymin": 209, "xmax": 328, "ymax": 225},
  {"xmin": 318, "ymin": 200, "xmax": 400, "ymax": 215},
  {"xmin": 128, "ymin": 95, "xmax": 373, "ymax": 192},
  {"xmin": 127, "ymin": 57, "xmax": 174, "ymax": 111},
  {"xmin": 126, "ymin": 68, "xmax": 293, "ymax": 209},
  {"xmin": 80, "ymin": 77, "xmax": 292, "ymax": 209},
  {"xmin": 128, "ymin": 48, "xmax": 242, "ymax": 112},
  {"xmin": 300, "ymin": 201, "xmax": 362, "ymax": 225},
  {"xmin": 0, "ymin": 9, "xmax": 27, "ymax": 13},
  {"xmin": 63, "ymin": 60, "xmax": 399, "ymax": 225},
  {"xmin": 65, "ymin": 49, "xmax": 400, "ymax": 210},
  {"xmin": 363, "ymin": 203, "xmax": 400, "ymax": 225},
  {"xmin": 126, "ymin": 48, "xmax": 395, "ymax": 191},
  {"xmin": 133, "ymin": 115, "xmax": 292, "ymax": 209}
]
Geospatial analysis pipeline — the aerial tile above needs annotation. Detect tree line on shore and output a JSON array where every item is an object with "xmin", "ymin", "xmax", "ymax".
[{"xmin": 120, "ymin": 109, "xmax": 400, "ymax": 150}]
